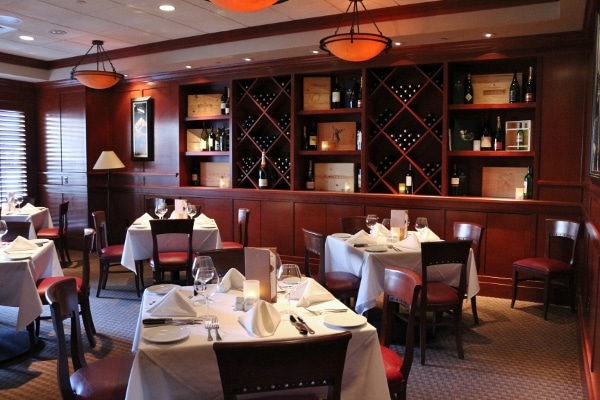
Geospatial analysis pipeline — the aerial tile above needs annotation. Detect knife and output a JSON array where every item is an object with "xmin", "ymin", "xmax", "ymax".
[
  {"xmin": 143, "ymin": 318, "xmax": 203, "ymax": 326},
  {"xmin": 296, "ymin": 316, "xmax": 315, "ymax": 334},
  {"xmin": 289, "ymin": 316, "xmax": 308, "ymax": 335}
]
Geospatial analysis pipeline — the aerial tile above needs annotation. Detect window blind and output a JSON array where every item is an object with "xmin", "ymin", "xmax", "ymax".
[{"xmin": 0, "ymin": 108, "xmax": 27, "ymax": 199}]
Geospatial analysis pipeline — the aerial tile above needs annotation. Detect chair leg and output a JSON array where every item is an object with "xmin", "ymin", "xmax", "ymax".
[
  {"xmin": 454, "ymin": 306, "xmax": 464, "ymax": 359},
  {"xmin": 35, "ymin": 316, "xmax": 40, "ymax": 337},
  {"xmin": 26, "ymin": 322, "xmax": 36, "ymax": 351},
  {"xmin": 54, "ymin": 238, "xmax": 66, "ymax": 265},
  {"xmin": 62, "ymin": 236, "xmax": 71, "ymax": 263},
  {"xmin": 543, "ymin": 275, "xmax": 551, "ymax": 320},
  {"xmin": 79, "ymin": 297, "xmax": 96, "ymax": 348},
  {"xmin": 471, "ymin": 295, "xmax": 479, "ymax": 324},
  {"xmin": 568, "ymin": 273, "xmax": 576, "ymax": 313},
  {"xmin": 134, "ymin": 263, "xmax": 141, "ymax": 297},
  {"xmin": 96, "ymin": 264, "xmax": 106, "ymax": 297},
  {"xmin": 511, "ymin": 268, "xmax": 519, "ymax": 308},
  {"xmin": 420, "ymin": 309, "xmax": 427, "ymax": 365},
  {"xmin": 137, "ymin": 261, "xmax": 145, "ymax": 293}
]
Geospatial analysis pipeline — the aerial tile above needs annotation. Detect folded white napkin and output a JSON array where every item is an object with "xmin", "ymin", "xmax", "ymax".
[
  {"xmin": 146, "ymin": 287, "xmax": 197, "ymax": 317},
  {"xmin": 134, "ymin": 213, "xmax": 154, "ymax": 225},
  {"xmin": 290, "ymin": 278, "xmax": 336, "ymax": 307},
  {"xmin": 370, "ymin": 223, "xmax": 390, "ymax": 242},
  {"xmin": 20, "ymin": 203, "xmax": 36, "ymax": 212},
  {"xmin": 395, "ymin": 233, "xmax": 420, "ymax": 250},
  {"xmin": 415, "ymin": 227, "xmax": 442, "ymax": 242},
  {"xmin": 217, "ymin": 268, "xmax": 245, "ymax": 293},
  {"xmin": 4, "ymin": 236, "xmax": 38, "ymax": 252},
  {"xmin": 195, "ymin": 213, "xmax": 216, "ymax": 226},
  {"xmin": 238, "ymin": 299, "xmax": 281, "ymax": 337},
  {"xmin": 346, "ymin": 230, "xmax": 378, "ymax": 246}
]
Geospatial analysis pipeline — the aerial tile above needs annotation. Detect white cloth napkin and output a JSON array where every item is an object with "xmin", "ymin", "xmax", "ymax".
[
  {"xmin": 4, "ymin": 236, "xmax": 38, "ymax": 252},
  {"xmin": 370, "ymin": 223, "xmax": 390, "ymax": 242},
  {"xmin": 238, "ymin": 299, "xmax": 281, "ymax": 337},
  {"xmin": 346, "ymin": 230, "xmax": 378, "ymax": 246},
  {"xmin": 290, "ymin": 278, "xmax": 336, "ymax": 307},
  {"xmin": 133, "ymin": 213, "xmax": 154, "ymax": 225},
  {"xmin": 20, "ymin": 203, "xmax": 36, "ymax": 212},
  {"xmin": 217, "ymin": 268, "xmax": 245, "ymax": 293},
  {"xmin": 415, "ymin": 227, "xmax": 442, "ymax": 242},
  {"xmin": 146, "ymin": 287, "xmax": 197, "ymax": 317},
  {"xmin": 395, "ymin": 233, "xmax": 421, "ymax": 250},
  {"xmin": 194, "ymin": 213, "xmax": 216, "ymax": 226}
]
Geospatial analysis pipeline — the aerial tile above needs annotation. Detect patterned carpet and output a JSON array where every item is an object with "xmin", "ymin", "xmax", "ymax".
[{"xmin": 0, "ymin": 251, "xmax": 586, "ymax": 400}]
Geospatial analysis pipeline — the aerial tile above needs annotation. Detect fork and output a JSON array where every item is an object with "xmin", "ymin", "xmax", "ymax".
[
  {"xmin": 305, "ymin": 308, "xmax": 348, "ymax": 315},
  {"xmin": 204, "ymin": 319, "xmax": 213, "ymax": 341},
  {"xmin": 212, "ymin": 317, "xmax": 223, "ymax": 341}
]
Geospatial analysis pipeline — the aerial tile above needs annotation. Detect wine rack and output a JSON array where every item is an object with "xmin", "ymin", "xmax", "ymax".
[
  {"xmin": 366, "ymin": 63, "xmax": 444, "ymax": 195},
  {"xmin": 232, "ymin": 75, "xmax": 291, "ymax": 190}
]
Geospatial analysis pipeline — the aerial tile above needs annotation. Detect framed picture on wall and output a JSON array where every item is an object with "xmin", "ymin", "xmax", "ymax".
[
  {"xmin": 591, "ymin": 14, "xmax": 600, "ymax": 181},
  {"xmin": 131, "ymin": 96, "xmax": 154, "ymax": 161}
]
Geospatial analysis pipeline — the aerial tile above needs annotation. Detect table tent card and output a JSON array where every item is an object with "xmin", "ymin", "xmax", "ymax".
[
  {"xmin": 172, "ymin": 199, "xmax": 188, "ymax": 219},
  {"xmin": 244, "ymin": 247, "xmax": 277, "ymax": 303},
  {"xmin": 390, "ymin": 210, "xmax": 409, "ymax": 240}
]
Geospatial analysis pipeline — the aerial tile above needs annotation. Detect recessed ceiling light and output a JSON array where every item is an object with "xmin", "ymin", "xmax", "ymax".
[
  {"xmin": 0, "ymin": 15, "xmax": 22, "ymax": 24},
  {"xmin": 19, "ymin": 35, "xmax": 34, "ymax": 41},
  {"xmin": 484, "ymin": 33, "xmax": 493, "ymax": 38},
  {"xmin": 312, "ymin": 50, "xmax": 319, "ymax": 54},
  {"xmin": 394, "ymin": 42, "xmax": 402, "ymax": 46},
  {"xmin": 160, "ymin": 5, "xmax": 175, "ymax": 12},
  {"xmin": 244, "ymin": 57, "xmax": 252, "ymax": 62},
  {"xmin": 50, "ymin": 29, "xmax": 67, "ymax": 35},
  {"xmin": 185, "ymin": 65, "xmax": 192, "ymax": 69}
]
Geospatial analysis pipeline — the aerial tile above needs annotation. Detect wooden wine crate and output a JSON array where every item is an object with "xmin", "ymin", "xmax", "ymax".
[
  {"xmin": 200, "ymin": 162, "xmax": 229, "ymax": 187},
  {"xmin": 471, "ymin": 73, "xmax": 522, "ymax": 104},
  {"xmin": 317, "ymin": 121, "xmax": 356, "ymax": 151},
  {"xmin": 303, "ymin": 77, "xmax": 330, "ymax": 110},
  {"xmin": 482, "ymin": 167, "xmax": 528, "ymax": 198},
  {"xmin": 188, "ymin": 94, "xmax": 221, "ymax": 117},
  {"xmin": 314, "ymin": 163, "xmax": 355, "ymax": 192},
  {"xmin": 186, "ymin": 129, "xmax": 202, "ymax": 151},
  {"xmin": 505, "ymin": 120, "xmax": 532, "ymax": 151}
]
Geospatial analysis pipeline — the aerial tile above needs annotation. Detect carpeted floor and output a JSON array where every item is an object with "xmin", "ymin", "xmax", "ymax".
[{"xmin": 0, "ymin": 251, "xmax": 586, "ymax": 399}]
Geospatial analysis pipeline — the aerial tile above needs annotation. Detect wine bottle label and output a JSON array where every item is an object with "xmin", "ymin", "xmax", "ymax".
[
  {"xmin": 464, "ymin": 93, "xmax": 472, "ymax": 102},
  {"xmin": 332, "ymin": 92, "xmax": 340, "ymax": 103},
  {"xmin": 451, "ymin": 177, "xmax": 459, "ymax": 185},
  {"xmin": 306, "ymin": 181, "xmax": 314, "ymax": 190},
  {"xmin": 481, "ymin": 137, "xmax": 492, "ymax": 148},
  {"xmin": 525, "ymin": 93, "xmax": 534, "ymax": 102},
  {"xmin": 309, "ymin": 136, "xmax": 317, "ymax": 146},
  {"xmin": 259, "ymin": 178, "xmax": 268, "ymax": 187},
  {"xmin": 406, "ymin": 176, "xmax": 412, "ymax": 186}
]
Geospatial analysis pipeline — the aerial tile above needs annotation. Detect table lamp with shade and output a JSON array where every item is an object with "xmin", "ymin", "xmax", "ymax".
[{"xmin": 93, "ymin": 151, "xmax": 125, "ymax": 227}]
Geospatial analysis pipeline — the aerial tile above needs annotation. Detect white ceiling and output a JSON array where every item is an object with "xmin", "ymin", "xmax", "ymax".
[{"xmin": 0, "ymin": 0, "xmax": 589, "ymax": 83}]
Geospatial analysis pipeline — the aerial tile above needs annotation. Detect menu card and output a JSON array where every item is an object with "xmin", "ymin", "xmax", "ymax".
[
  {"xmin": 173, "ymin": 199, "xmax": 188, "ymax": 219},
  {"xmin": 244, "ymin": 247, "xmax": 277, "ymax": 303},
  {"xmin": 391, "ymin": 210, "xmax": 409, "ymax": 240}
]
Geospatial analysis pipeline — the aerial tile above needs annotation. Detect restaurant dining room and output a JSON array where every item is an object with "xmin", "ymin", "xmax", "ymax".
[{"xmin": 0, "ymin": 0, "xmax": 598, "ymax": 399}]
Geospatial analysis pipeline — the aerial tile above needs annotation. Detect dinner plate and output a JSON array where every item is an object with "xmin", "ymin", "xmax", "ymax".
[
  {"xmin": 146, "ymin": 284, "xmax": 179, "ymax": 295},
  {"xmin": 324, "ymin": 313, "xmax": 367, "ymax": 328},
  {"xmin": 198, "ymin": 224, "xmax": 217, "ymax": 229},
  {"xmin": 31, "ymin": 239, "xmax": 50, "ymax": 245},
  {"xmin": 365, "ymin": 245, "xmax": 388, "ymax": 253},
  {"xmin": 130, "ymin": 225, "xmax": 148, "ymax": 230},
  {"xmin": 143, "ymin": 325, "xmax": 191, "ymax": 343},
  {"xmin": 332, "ymin": 233, "xmax": 351, "ymax": 239},
  {"xmin": 3, "ymin": 254, "xmax": 32, "ymax": 260}
]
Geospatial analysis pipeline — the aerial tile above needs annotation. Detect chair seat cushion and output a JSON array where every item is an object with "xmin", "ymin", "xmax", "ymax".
[
  {"xmin": 221, "ymin": 241, "xmax": 243, "ymax": 249},
  {"xmin": 36, "ymin": 227, "xmax": 63, "ymax": 238},
  {"xmin": 100, "ymin": 244, "xmax": 124, "ymax": 259},
  {"xmin": 37, "ymin": 276, "xmax": 82, "ymax": 297},
  {"xmin": 150, "ymin": 251, "xmax": 189, "ymax": 266},
  {"xmin": 322, "ymin": 272, "xmax": 360, "ymax": 292},
  {"xmin": 422, "ymin": 282, "xmax": 458, "ymax": 306},
  {"xmin": 70, "ymin": 353, "xmax": 135, "ymax": 400},
  {"xmin": 380, "ymin": 344, "xmax": 406, "ymax": 384},
  {"xmin": 513, "ymin": 257, "xmax": 572, "ymax": 275}
]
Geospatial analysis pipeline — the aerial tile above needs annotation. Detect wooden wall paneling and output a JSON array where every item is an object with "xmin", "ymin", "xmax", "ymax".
[
  {"xmin": 260, "ymin": 200, "xmax": 293, "ymax": 255},
  {"xmin": 404, "ymin": 208, "xmax": 445, "ymax": 239},
  {"xmin": 325, "ymin": 203, "xmax": 364, "ymax": 234},
  {"xmin": 203, "ymin": 197, "xmax": 233, "ymax": 243},
  {"xmin": 294, "ymin": 202, "xmax": 328, "ymax": 256}
]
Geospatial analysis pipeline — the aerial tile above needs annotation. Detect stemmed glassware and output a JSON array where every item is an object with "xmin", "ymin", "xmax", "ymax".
[
  {"xmin": 14, "ymin": 195, "xmax": 23, "ymax": 212},
  {"xmin": 192, "ymin": 255, "xmax": 219, "ymax": 320},
  {"xmin": 0, "ymin": 220, "xmax": 7, "ymax": 242},
  {"xmin": 277, "ymin": 263, "xmax": 302, "ymax": 319},
  {"xmin": 366, "ymin": 214, "xmax": 379, "ymax": 232},
  {"xmin": 186, "ymin": 204, "xmax": 197, "ymax": 219},
  {"xmin": 155, "ymin": 199, "xmax": 167, "ymax": 219},
  {"xmin": 414, "ymin": 217, "xmax": 429, "ymax": 233}
]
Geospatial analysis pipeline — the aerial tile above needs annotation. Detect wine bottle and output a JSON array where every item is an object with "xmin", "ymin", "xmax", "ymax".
[
  {"xmin": 349, "ymin": 79, "xmax": 360, "ymax": 108},
  {"xmin": 464, "ymin": 73, "xmax": 473, "ymax": 104},
  {"xmin": 524, "ymin": 66, "xmax": 535, "ymax": 103},
  {"xmin": 306, "ymin": 160, "xmax": 315, "ymax": 190},
  {"xmin": 200, "ymin": 122, "xmax": 209, "ymax": 151},
  {"xmin": 219, "ymin": 127, "xmax": 228, "ymax": 151},
  {"xmin": 221, "ymin": 86, "xmax": 228, "ymax": 115},
  {"xmin": 308, "ymin": 123, "xmax": 318, "ymax": 150},
  {"xmin": 493, "ymin": 116, "xmax": 504, "ymax": 151},
  {"xmin": 331, "ymin": 77, "xmax": 341, "ymax": 109},
  {"xmin": 356, "ymin": 77, "xmax": 363, "ymax": 108},
  {"xmin": 302, "ymin": 126, "xmax": 308, "ymax": 150},
  {"xmin": 523, "ymin": 165, "xmax": 533, "ymax": 199},
  {"xmin": 214, "ymin": 128, "xmax": 221, "ymax": 151},
  {"xmin": 191, "ymin": 165, "xmax": 199, "ymax": 186},
  {"xmin": 480, "ymin": 116, "xmax": 492, "ymax": 150},
  {"xmin": 458, "ymin": 169, "xmax": 468, "ymax": 196},
  {"xmin": 516, "ymin": 122, "xmax": 525, "ymax": 150},
  {"xmin": 208, "ymin": 128, "xmax": 215, "ymax": 151},
  {"xmin": 225, "ymin": 87, "xmax": 230, "ymax": 115},
  {"xmin": 258, "ymin": 151, "xmax": 269, "ymax": 189},
  {"xmin": 405, "ymin": 164, "xmax": 415, "ymax": 194},
  {"xmin": 450, "ymin": 164, "xmax": 459, "ymax": 195},
  {"xmin": 509, "ymin": 72, "xmax": 520, "ymax": 103}
]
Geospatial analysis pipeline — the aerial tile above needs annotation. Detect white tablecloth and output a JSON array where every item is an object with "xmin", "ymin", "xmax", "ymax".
[
  {"xmin": 325, "ymin": 236, "xmax": 480, "ymax": 315},
  {"xmin": 126, "ymin": 283, "xmax": 389, "ymax": 400},
  {"xmin": 0, "ymin": 240, "xmax": 62, "ymax": 330},
  {"xmin": 121, "ymin": 222, "xmax": 223, "ymax": 273},
  {"xmin": 2, "ymin": 207, "xmax": 54, "ymax": 238}
]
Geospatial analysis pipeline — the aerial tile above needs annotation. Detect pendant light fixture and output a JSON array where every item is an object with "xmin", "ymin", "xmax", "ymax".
[
  {"xmin": 206, "ymin": 0, "xmax": 287, "ymax": 13},
  {"xmin": 70, "ymin": 40, "xmax": 124, "ymax": 89},
  {"xmin": 320, "ymin": 0, "xmax": 392, "ymax": 62}
]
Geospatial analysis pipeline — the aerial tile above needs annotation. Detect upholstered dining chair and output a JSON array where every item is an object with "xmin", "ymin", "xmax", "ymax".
[
  {"xmin": 3, "ymin": 221, "xmax": 31, "ymax": 241},
  {"xmin": 36, "ymin": 200, "xmax": 71, "ymax": 265},
  {"xmin": 379, "ymin": 267, "xmax": 421, "ymax": 400},
  {"xmin": 303, "ymin": 228, "xmax": 360, "ymax": 306},
  {"xmin": 36, "ymin": 228, "xmax": 97, "ymax": 348},
  {"xmin": 45, "ymin": 277, "xmax": 134, "ymax": 400},
  {"xmin": 92, "ymin": 210, "xmax": 140, "ymax": 297},
  {"xmin": 419, "ymin": 240, "xmax": 472, "ymax": 365},
  {"xmin": 222, "ymin": 208, "xmax": 250, "ymax": 249},
  {"xmin": 214, "ymin": 330, "xmax": 352, "ymax": 400},
  {"xmin": 339, "ymin": 216, "xmax": 368, "ymax": 234},
  {"xmin": 453, "ymin": 221, "xmax": 485, "ymax": 324},
  {"xmin": 511, "ymin": 219, "xmax": 581, "ymax": 320},
  {"xmin": 149, "ymin": 219, "xmax": 194, "ymax": 285},
  {"xmin": 196, "ymin": 247, "xmax": 245, "ymax": 276}
]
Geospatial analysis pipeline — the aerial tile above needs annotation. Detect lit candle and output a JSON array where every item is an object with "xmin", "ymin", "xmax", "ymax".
[
  {"xmin": 219, "ymin": 176, "xmax": 226, "ymax": 188},
  {"xmin": 344, "ymin": 182, "xmax": 350, "ymax": 192},
  {"xmin": 321, "ymin": 141, "xmax": 329, "ymax": 151},
  {"xmin": 243, "ymin": 280, "xmax": 260, "ymax": 301},
  {"xmin": 398, "ymin": 183, "xmax": 406, "ymax": 194},
  {"xmin": 515, "ymin": 188, "xmax": 524, "ymax": 200}
]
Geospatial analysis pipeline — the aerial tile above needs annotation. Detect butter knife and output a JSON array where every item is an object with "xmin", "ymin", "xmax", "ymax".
[
  {"xmin": 289, "ymin": 316, "xmax": 308, "ymax": 335},
  {"xmin": 296, "ymin": 316, "xmax": 315, "ymax": 334},
  {"xmin": 143, "ymin": 318, "xmax": 202, "ymax": 326}
]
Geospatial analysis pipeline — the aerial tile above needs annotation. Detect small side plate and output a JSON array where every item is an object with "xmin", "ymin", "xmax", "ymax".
[{"xmin": 146, "ymin": 284, "xmax": 179, "ymax": 295}]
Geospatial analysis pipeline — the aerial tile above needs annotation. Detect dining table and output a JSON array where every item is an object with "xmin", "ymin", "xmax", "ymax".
[
  {"xmin": 125, "ymin": 281, "xmax": 390, "ymax": 400},
  {"xmin": 120, "ymin": 218, "xmax": 223, "ymax": 274},
  {"xmin": 324, "ymin": 233, "xmax": 480, "ymax": 315},
  {"xmin": 1, "ymin": 205, "xmax": 54, "ymax": 238}
]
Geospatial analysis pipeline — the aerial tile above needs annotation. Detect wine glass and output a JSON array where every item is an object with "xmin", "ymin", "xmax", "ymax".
[
  {"xmin": 414, "ymin": 217, "xmax": 429, "ymax": 233},
  {"xmin": 192, "ymin": 256, "xmax": 218, "ymax": 320},
  {"xmin": 366, "ymin": 214, "xmax": 378, "ymax": 231},
  {"xmin": 0, "ymin": 220, "xmax": 7, "ymax": 242},
  {"xmin": 14, "ymin": 195, "xmax": 23, "ymax": 212},
  {"xmin": 382, "ymin": 218, "xmax": 391, "ymax": 230},
  {"xmin": 186, "ymin": 204, "xmax": 197, "ymax": 219},
  {"xmin": 155, "ymin": 201, "xmax": 167, "ymax": 219},
  {"xmin": 277, "ymin": 263, "xmax": 302, "ymax": 318}
]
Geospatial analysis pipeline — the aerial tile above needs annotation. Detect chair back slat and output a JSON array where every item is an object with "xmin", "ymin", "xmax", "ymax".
[
  {"xmin": 339, "ymin": 216, "xmax": 367, "ymax": 235},
  {"xmin": 302, "ymin": 228, "xmax": 326, "ymax": 285}
]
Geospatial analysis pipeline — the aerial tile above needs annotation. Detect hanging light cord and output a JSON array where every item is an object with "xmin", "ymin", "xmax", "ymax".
[
  {"xmin": 70, "ymin": 40, "xmax": 120, "ymax": 79},
  {"xmin": 333, "ymin": 0, "xmax": 386, "ymax": 39}
]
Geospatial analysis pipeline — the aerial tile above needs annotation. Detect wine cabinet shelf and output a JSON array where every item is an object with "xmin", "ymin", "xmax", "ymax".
[{"xmin": 448, "ymin": 151, "xmax": 534, "ymax": 157}]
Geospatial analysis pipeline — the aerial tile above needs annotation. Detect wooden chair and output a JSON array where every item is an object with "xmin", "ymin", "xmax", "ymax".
[
  {"xmin": 45, "ymin": 277, "xmax": 134, "ymax": 400},
  {"xmin": 37, "ymin": 200, "xmax": 71, "ymax": 265},
  {"xmin": 222, "ymin": 208, "xmax": 250, "ymax": 249},
  {"xmin": 303, "ymin": 228, "xmax": 360, "ymax": 306},
  {"xmin": 511, "ymin": 219, "xmax": 581, "ymax": 320},
  {"xmin": 379, "ymin": 267, "xmax": 422, "ymax": 400},
  {"xmin": 213, "ymin": 331, "xmax": 352, "ymax": 400},
  {"xmin": 339, "ymin": 216, "xmax": 367, "ymax": 234},
  {"xmin": 419, "ymin": 240, "xmax": 472, "ymax": 365},
  {"xmin": 36, "ymin": 228, "xmax": 97, "ymax": 348},
  {"xmin": 92, "ymin": 210, "xmax": 140, "ymax": 297},
  {"xmin": 453, "ymin": 221, "xmax": 485, "ymax": 324},
  {"xmin": 196, "ymin": 248, "xmax": 245, "ymax": 276},
  {"xmin": 149, "ymin": 219, "xmax": 194, "ymax": 285},
  {"xmin": 2, "ymin": 220, "xmax": 31, "ymax": 241}
]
